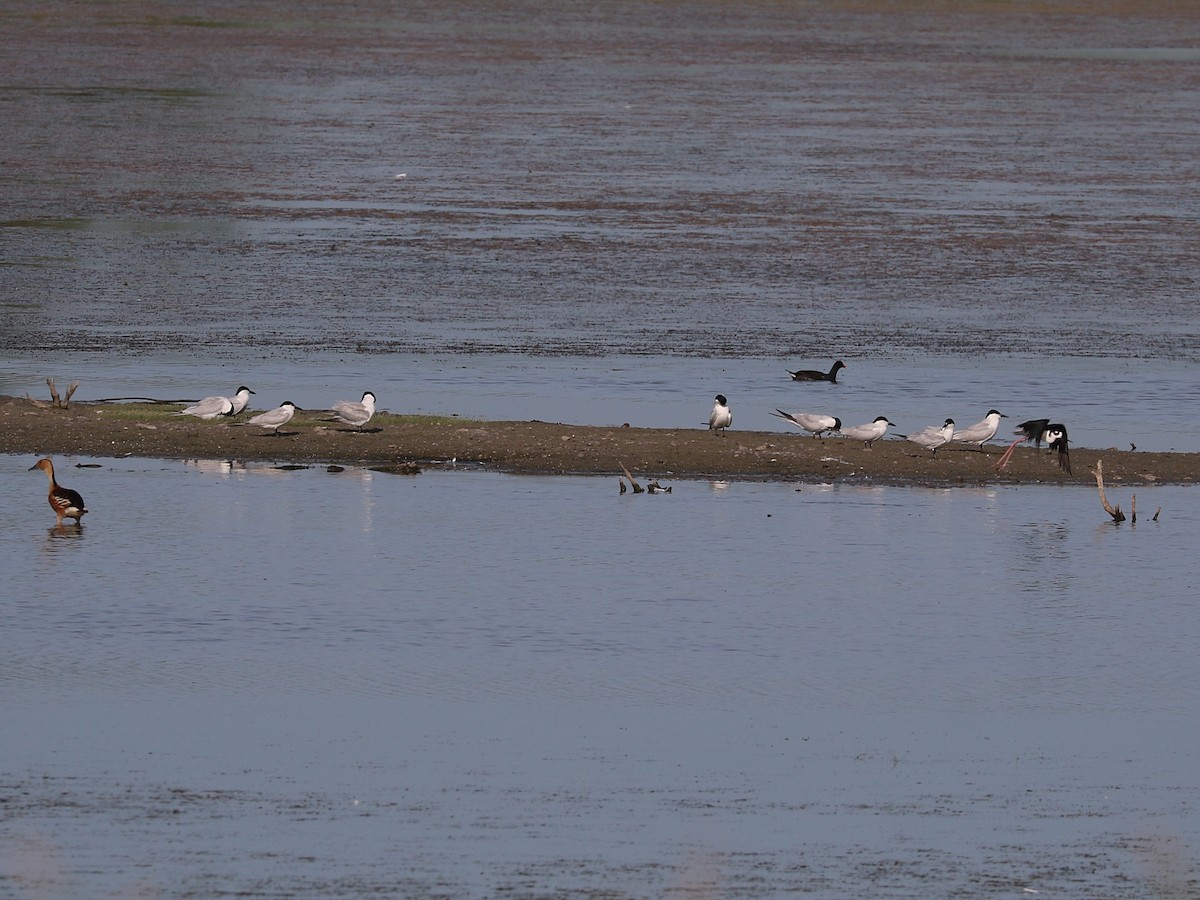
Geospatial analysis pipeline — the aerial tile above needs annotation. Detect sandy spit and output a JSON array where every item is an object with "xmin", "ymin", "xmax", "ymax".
[{"xmin": 3, "ymin": 395, "xmax": 1194, "ymax": 486}]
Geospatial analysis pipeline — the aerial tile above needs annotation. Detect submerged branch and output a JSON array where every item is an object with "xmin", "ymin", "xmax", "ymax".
[{"xmin": 1093, "ymin": 460, "xmax": 1126, "ymax": 523}]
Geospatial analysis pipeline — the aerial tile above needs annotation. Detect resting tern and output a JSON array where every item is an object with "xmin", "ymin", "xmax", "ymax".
[
  {"xmin": 178, "ymin": 386, "xmax": 256, "ymax": 419},
  {"xmin": 327, "ymin": 391, "xmax": 378, "ymax": 431},
  {"xmin": 708, "ymin": 394, "xmax": 732, "ymax": 435},
  {"xmin": 241, "ymin": 401, "xmax": 299, "ymax": 436},
  {"xmin": 771, "ymin": 409, "xmax": 841, "ymax": 438},
  {"xmin": 788, "ymin": 360, "xmax": 845, "ymax": 383},
  {"xmin": 952, "ymin": 409, "xmax": 1007, "ymax": 450},
  {"xmin": 900, "ymin": 419, "xmax": 956, "ymax": 456},
  {"xmin": 835, "ymin": 416, "xmax": 895, "ymax": 448},
  {"xmin": 995, "ymin": 419, "xmax": 1072, "ymax": 475}
]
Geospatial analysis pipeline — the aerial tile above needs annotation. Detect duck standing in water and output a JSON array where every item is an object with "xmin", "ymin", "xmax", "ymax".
[
  {"xmin": 708, "ymin": 394, "xmax": 732, "ymax": 435},
  {"xmin": 29, "ymin": 457, "xmax": 88, "ymax": 525},
  {"xmin": 788, "ymin": 360, "xmax": 845, "ymax": 383}
]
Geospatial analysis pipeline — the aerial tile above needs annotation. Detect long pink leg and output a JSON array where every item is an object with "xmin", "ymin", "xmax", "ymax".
[{"xmin": 994, "ymin": 438, "xmax": 1026, "ymax": 472}]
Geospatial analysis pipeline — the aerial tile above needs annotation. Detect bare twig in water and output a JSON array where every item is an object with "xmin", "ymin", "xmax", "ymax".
[
  {"xmin": 1153, "ymin": 507, "xmax": 1161, "ymax": 522},
  {"xmin": 618, "ymin": 461, "xmax": 644, "ymax": 493},
  {"xmin": 1132, "ymin": 493, "xmax": 1137, "ymax": 524},
  {"xmin": 1093, "ymin": 460, "xmax": 1126, "ymax": 523}
]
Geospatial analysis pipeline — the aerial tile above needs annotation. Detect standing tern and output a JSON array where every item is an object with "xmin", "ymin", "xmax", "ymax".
[
  {"xmin": 995, "ymin": 419, "xmax": 1072, "ymax": 475},
  {"xmin": 900, "ymin": 419, "xmax": 956, "ymax": 456},
  {"xmin": 327, "ymin": 390, "xmax": 378, "ymax": 431},
  {"xmin": 708, "ymin": 394, "xmax": 732, "ymax": 435},
  {"xmin": 771, "ymin": 409, "xmax": 841, "ymax": 438},
  {"xmin": 29, "ymin": 457, "xmax": 88, "ymax": 525},
  {"xmin": 788, "ymin": 360, "xmax": 845, "ymax": 383},
  {"xmin": 240, "ymin": 401, "xmax": 299, "ymax": 436},
  {"xmin": 835, "ymin": 416, "xmax": 896, "ymax": 448},
  {"xmin": 952, "ymin": 409, "xmax": 1007, "ymax": 450},
  {"xmin": 178, "ymin": 386, "xmax": 256, "ymax": 419}
]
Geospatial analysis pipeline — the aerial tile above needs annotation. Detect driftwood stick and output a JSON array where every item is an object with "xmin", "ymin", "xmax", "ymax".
[
  {"xmin": 1132, "ymin": 493, "xmax": 1137, "ymax": 524},
  {"xmin": 618, "ymin": 461, "xmax": 644, "ymax": 494},
  {"xmin": 1093, "ymin": 460, "xmax": 1125, "ymax": 523},
  {"xmin": 27, "ymin": 377, "xmax": 80, "ymax": 409},
  {"xmin": 1153, "ymin": 507, "xmax": 1161, "ymax": 522},
  {"xmin": 95, "ymin": 397, "xmax": 198, "ymax": 404}
]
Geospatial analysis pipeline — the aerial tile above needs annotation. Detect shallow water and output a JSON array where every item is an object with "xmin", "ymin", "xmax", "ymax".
[
  {"xmin": 3, "ymin": 455, "xmax": 1198, "ymax": 896},
  {"xmin": 3, "ymin": 1, "xmax": 1200, "ymax": 452},
  {"xmin": 3, "ymin": 1, "xmax": 1200, "ymax": 895}
]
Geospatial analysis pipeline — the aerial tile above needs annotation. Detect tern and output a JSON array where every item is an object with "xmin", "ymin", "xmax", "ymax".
[
  {"xmin": 788, "ymin": 360, "xmax": 845, "ymax": 383},
  {"xmin": 708, "ymin": 394, "xmax": 732, "ymax": 435},
  {"xmin": 29, "ymin": 457, "xmax": 87, "ymax": 525},
  {"xmin": 900, "ymin": 419, "xmax": 955, "ymax": 456},
  {"xmin": 327, "ymin": 391, "xmax": 378, "ymax": 431},
  {"xmin": 952, "ymin": 409, "xmax": 1007, "ymax": 450},
  {"xmin": 835, "ymin": 416, "xmax": 896, "ymax": 448},
  {"xmin": 995, "ymin": 419, "xmax": 1072, "ymax": 475},
  {"xmin": 241, "ymin": 401, "xmax": 299, "ymax": 436},
  {"xmin": 178, "ymin": 386, "xmax": 256, "ymax": 419},
  {"xmin": 771, "ymin": 409, "xmax": 841, "ymax": 438}
]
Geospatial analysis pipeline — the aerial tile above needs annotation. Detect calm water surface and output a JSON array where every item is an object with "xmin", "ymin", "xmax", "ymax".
[
  {"xmin": 3, "ymin": 1, "xmax": 1200, "ymax": 451},
  {"xmin": 3, "ymin": 455, "xmax": 1198, "ymax": 896},
  {"xmin": 3, "ymin": 1, "xmax": 1200, "ymax": 895}
]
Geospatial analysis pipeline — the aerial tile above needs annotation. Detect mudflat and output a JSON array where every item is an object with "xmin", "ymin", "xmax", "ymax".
[{"xmin": 3, "ymin": 395, "xmax": 1193, "ymax": 486}]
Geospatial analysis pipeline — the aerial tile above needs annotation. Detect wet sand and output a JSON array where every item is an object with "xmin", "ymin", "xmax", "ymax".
[{"xmin": 3, "ymin": 395, "xmax": 1193, "ymax": 486}]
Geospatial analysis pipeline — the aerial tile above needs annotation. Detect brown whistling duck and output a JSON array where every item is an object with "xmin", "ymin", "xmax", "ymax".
[{"xmin": 29, "ymin": 457, "xmax": 88, "ymax": 525}]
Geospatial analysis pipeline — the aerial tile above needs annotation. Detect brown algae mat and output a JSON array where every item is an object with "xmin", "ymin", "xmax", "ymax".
[{"xmin": 2, "ymin": 395, "xmax": 1195, "ymax": 486}]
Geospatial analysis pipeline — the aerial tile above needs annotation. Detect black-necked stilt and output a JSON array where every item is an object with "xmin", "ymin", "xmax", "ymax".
[{"xmin": 995, "ymin": 419, "xmax": 1072, "ymax": 475}]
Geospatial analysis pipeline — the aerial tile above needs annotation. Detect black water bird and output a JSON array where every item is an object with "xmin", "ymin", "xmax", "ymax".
[
  {"xmin": 788, "ymin": 360, "xmax": 845, "ymax": 383},
  {"xmin": 995, "ymin": 419, "xmax": 1072, "ymax": 475}
]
